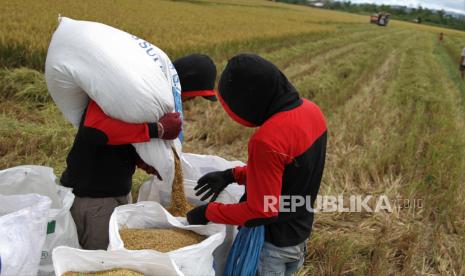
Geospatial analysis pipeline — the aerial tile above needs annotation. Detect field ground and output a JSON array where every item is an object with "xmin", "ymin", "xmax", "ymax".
[{"xmin": 1, "ymin": 0, "xmax": 465, "ymax": 274}]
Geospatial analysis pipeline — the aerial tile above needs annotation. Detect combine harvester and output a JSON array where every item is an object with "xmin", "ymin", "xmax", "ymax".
[{"xmin": 370, "ymin": 12, "xmax": 390, "ymax": 26}]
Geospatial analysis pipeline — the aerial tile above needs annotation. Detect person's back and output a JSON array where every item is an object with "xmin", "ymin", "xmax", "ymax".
[
  {"xmin": 61, "ymin": 112, "xmax": 137, "ymax": 198},
  {"xmin": 62, "ymin": 100, "xmax": 181, "ymax": 249}
]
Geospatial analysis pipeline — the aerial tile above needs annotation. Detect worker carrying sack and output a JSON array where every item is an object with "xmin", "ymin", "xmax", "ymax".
[
  {"xmin": 52, "ymin": 246, "xmax": 182, "ymax": 276},
  {"xmin": 0, "ymin": 166, "xmax": 79, "ymax": 276},
  {"xmin": 108, "ymin": 202, "xmax": 226, "ymax": 276},
  {"xmin": 0, "ymin": 194, "xmax": 51, "ymax": 276},
  {"xmin": 45, "ymin": 17, "xmax": 183, "ymax": 190}
]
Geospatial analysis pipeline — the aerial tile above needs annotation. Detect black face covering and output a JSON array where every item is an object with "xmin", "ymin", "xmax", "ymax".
[{"xmin": 218, "ymin": 53, "xmax": 302, "ymax": 127}]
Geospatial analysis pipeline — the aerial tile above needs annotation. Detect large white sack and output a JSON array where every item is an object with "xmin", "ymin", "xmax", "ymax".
[
  {"xmin": 52, "ymin": 246, "xmax": 182, "ymax": 276},
  {"xmin": 45, "ymin": 16, "xmax": 182, "ymax": 189},
  {"xmin": 108, "ymin": 202, "xmax": 226, "ymax": 276},
  {"xmin": 0, "ymin": 166, "xmax": 79, "ymax": 276},
  {"xmin": 137, "ymin": 153, "xmax": 245, "ymax": 204},
  {"xmin": 0, "ymin": 194, "xmax": 51, "ymax": 276}
]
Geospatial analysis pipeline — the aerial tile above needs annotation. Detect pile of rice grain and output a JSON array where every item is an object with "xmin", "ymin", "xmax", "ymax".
[
  {"xmin": 62, "ymin": 269, "xmax": 142, "ymax": 275},
  {"xmin": 119, "ymin": 228, "xmax": 205, "ymax": 252},
  {"xmin": 166, "ymin": 147, "xmax": 194, "ymax": 217}
]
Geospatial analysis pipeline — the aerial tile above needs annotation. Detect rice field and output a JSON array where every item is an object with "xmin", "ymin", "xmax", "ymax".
[{"xmin": 1, "ymin": 0, "xmax": 465, "ymax": 274}]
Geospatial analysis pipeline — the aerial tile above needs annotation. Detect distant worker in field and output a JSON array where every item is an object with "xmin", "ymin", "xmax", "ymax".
[
  {"xmin": 439, "ymin": 32, "xmax": 444, "ymax": 43},
  {"xmin": 460, "ymin": 46, "xmax": 465, "ymax": 80},
  {"xmin": 187, "ymin": 54, "xmax": 327, "ymax": 275},
  {"xmin": 61, "ymin": 54, "xmax": 217, "ymax": 250}
]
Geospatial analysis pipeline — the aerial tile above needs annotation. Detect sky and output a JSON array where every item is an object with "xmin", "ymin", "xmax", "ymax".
[{"xmin": 342, "ymin": 0, "xmax": 465, "ymax": 15}]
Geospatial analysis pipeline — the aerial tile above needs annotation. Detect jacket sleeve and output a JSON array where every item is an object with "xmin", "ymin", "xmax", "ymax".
[
  {"xmin": 82, "ymin": 100, "xmax": 158, "ymax": 145},
  {"xmin": 232, "ymin": 166, "xmax": 247, "ymax": 185},
  {"xmin": 206, "ymin": 139, "xmax": 288, "ymax": 226}
]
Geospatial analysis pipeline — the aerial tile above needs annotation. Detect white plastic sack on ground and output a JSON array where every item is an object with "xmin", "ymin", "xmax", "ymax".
[
  {"xmin": 108, "ymin": 202, "xmax": 225, "ymax": 276},
  {"xmin": 0, "ymin": 194, "xmax": 51, "ymax": 276},
  {"xmin": 137, "ymin": 153, "xmax": 245, "ymax": 205},
  {"xmin": 52, "ymin": 246, "xmax": 182, "ymax": 276},
  {"xmin": 136, "ymin": 154, "xmax": 245, "ymax": 275},
  {"xmin": 45, "ymin": 16, "xmax": 182, "ymax": 192},
  {"xmin": 0, "ymin": 165, "xmax": 79, "ymax": 276}
]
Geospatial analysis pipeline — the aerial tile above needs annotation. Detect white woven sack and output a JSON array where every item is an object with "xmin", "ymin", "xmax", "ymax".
[
  {"xmin": 52, "ymin": 246, "xmax": 182, "ymax": 276},
  {"xmin": 137, "ymin": 153, "xmax": 245, "ymax": 204},
  {"xmin": 0, "ymin": 194, "xmax": 51, "ymax": 276},
  {"xmin": 45, "ymin": 16, "xmax": 182, "ymax": 186},
  {"xmin": 0, "ymin": 165, "xmax": 80, "ymax": 276},
  {"xmin": 108, "ymin": 202, "xmax": 226, "ymax": 276}
]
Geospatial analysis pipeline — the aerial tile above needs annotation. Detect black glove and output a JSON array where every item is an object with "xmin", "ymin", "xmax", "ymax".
[
  {"xmin": 194, "ymin": 169, "xmax": 235, "ymax": 202},
  {"xmin": 187, "ymin": 204, "xmax": 209, "ymax": 225}
]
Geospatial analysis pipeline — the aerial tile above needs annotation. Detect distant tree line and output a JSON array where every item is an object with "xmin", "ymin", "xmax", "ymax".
[{"xmin": 276, "ymin": 0, "xmax": 465, "ymax": 31}]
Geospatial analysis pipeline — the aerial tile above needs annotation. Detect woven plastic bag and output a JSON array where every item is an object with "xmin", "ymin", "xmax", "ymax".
[
  {"xmin": 0, "ymin": 165, "xmax": 79, "ymax": 275},
  {"xmin": 52, "ymin": 246, "xmax": 182, "ymax": 276},
  {"xmin": 108, "ymin": 202, "xmax": 225, "ymax": 276},
  {"xmin": 137, "ymin": 153, "xmax": 245, "ymax": 204},
  {"xmin": 0, "ymin": 194, "xmax": 51, "ymax": 276},
  {"xmin": 45, "ymin": 16, "xmax": 182, "ymax": 190}
]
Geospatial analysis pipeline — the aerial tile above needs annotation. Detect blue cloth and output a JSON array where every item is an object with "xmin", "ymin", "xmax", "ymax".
[
  {"xmin": 223, "ymin": 226, "xmax": 265, "ymax": 276},
  {"xmin": 171, "ymin": 68, "xmax": 184, "ymax": 142}
]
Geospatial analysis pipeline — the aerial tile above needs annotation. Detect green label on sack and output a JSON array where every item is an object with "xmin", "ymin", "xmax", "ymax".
[{"xmin": 47, "ymin": 220, "xmax": 56, "ymax": 234}]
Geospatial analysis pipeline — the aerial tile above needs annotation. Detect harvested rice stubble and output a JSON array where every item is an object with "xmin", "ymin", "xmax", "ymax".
[
  {"xmin": 166, "ymin": 147, "xmax": 194, "ymax": 217},
  {"xmin": 62, "ymin": 269, "xmax": 143, "ymax": 275},
  {"xmin": 119, "ymin": 228, "xmax": 206, "ymax": 252}
]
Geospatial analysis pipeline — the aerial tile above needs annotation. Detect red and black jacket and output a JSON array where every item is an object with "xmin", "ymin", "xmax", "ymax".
[
  {"xmin": 61, "ymin": 100, "xmax": 159, "ymax": 198},
  {"xmin": 206, "ymin": 54, "xmax": 327, "ymax": 247}
]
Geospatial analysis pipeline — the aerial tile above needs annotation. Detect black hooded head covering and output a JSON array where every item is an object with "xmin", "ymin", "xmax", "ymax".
[
  {"xmin": 173, "ymin": 54, "xmax": 217, "ymax": 101},
  {"xmin": 218, "ymin": 53, "xmax": 302, "ymax": 127}
]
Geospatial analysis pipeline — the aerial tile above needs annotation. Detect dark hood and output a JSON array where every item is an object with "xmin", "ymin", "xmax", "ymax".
[
  {"xmin": 218, "ymin": 53, "xmax": 302, "ymax": 127},
  {"xmin": 173, "ymin": 54, "xmax": 217, "ymax": 101}
]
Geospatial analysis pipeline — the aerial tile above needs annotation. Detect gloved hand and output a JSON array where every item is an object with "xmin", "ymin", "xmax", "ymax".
[
  {"xmin": 135, "ymin": 156, "xmax": 162, "ymax": 181},
  {"xmin": 187, "ymin": 204, "xmax": 209, "ymax": 225},
  {"xmin": 194, "ymin": 169, "xmax": 235, "ymax": 202},
  {"xmin": 158, "ymin": 112, "xmax": 182, "ymax": 140}
]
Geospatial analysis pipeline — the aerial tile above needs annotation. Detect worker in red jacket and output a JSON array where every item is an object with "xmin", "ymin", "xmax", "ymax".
[
  {"xmin": 187, "ymin": 54, "xmax": 327, "ymax": 275},
  {"xmin": 61, "ymin": 102, "xmax": 181, "ymax": 250},
  {"xmin": 61, "ymin": 54, "xmax": 217, "ymax": 250}
]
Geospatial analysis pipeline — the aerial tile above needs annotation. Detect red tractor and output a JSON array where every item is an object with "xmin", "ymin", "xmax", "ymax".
[{"xmin": 370, "ymin": 12, "xmax": 390, "ymax": 26}]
